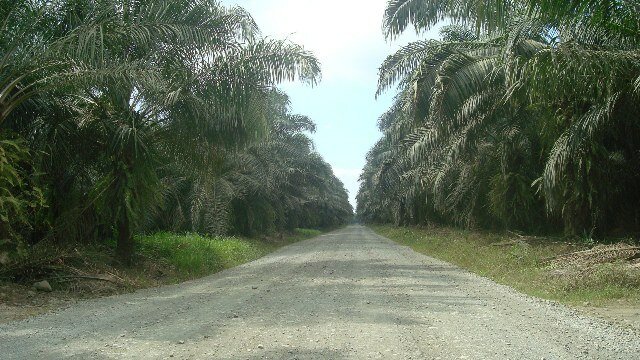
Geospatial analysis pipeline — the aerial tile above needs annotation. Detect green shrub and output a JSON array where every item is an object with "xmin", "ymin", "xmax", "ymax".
[{"xmin": 135, "ymin": 229, "xmax": 324, "ymax": 280}]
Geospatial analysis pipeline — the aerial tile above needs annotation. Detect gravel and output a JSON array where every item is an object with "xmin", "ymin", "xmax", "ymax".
[{"xmin": 1, "ymin": 225, "xmax": 639, "ymax": 359}]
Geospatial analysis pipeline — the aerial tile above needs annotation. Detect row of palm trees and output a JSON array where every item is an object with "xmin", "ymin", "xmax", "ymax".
[
  {"xmin": 0, "ymin": 0, "xmax": 352, "ymax": 264},
  {"xmin": 358, "ymin": 0, "xmax": 640, "ymax": 236}
]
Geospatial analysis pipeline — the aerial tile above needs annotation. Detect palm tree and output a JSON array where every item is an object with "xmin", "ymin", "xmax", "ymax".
[
  {"xmin": 361, "ymin": 24, "xmax": 544, "ymax": 228},
  {"xmin": 151, "ymin": 89, "xmax": 352, "ymax": 237},
  {"xmin": 383, "ymin": 0, "xmax": 519, "ymax": 38},
  {"xmin": 358, "ymin": 1, "xmax": 640, "ymax": 235}
]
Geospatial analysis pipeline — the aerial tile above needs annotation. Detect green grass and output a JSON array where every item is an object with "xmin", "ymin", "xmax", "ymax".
[
  {"xmin": 372, "ymin": 225, "xmax": 640, "ymax": 307},
  {"xmin": 135, "ymin": 228, "xmax": 322, "ymax": 281}
]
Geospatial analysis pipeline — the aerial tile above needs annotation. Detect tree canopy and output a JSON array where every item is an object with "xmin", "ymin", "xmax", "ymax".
[{"xmin": 0, "ymin": 0, "xmax": 352, "ymax": 265}]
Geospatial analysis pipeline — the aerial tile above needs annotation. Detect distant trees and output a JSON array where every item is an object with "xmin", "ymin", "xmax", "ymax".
[
  {"xmin": 358, "ymin": 0, "xmax": 640, "ymax": 236},
  {"xmin": 0, "ymin": 0, "xmax": 351, "ymax": 265}
]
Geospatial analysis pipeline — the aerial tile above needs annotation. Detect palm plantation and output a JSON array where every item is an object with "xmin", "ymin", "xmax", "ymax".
[
  {"xmin": 0, "ymin": 1, "xmax": 639, "ymax": 357},
  {"xmin": 358, "ymin": 0, "xmax": 640, "ymax": 237},
  {"xmin": 0, "ymin": 0, "xmax": 352, "ymax": 266}
]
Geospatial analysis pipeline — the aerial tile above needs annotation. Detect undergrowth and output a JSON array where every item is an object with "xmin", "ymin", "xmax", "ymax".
[
  {"xmin": 1, "ymin": 228, "xmax": 324, "ymax": 290},
  {"xmin": 125, "ymin": 228, "xmax": 325, "ymax": 283},
  {"xmin": 1, "ymin": 227, "xmax": 326, "ymax": 322}
]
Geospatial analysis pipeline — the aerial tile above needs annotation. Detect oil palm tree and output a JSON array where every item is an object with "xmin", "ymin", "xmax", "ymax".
[
  {"xmin": 3, "ymin": 1, "xmax": 345, "ymax": 264},
  {"xmin": 359, "ymin": 1, "xmax": 640, "ymax": 235}
]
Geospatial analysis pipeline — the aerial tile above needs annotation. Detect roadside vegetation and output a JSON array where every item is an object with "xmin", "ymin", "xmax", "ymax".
[
  {"xmin": 373, "ymin": 225, "xmax": 640, "ymax": 306},
  {"xmin": 0, "ymin": 228, "xmax": 324, "ymax": 323},
  {"xmin": 0, "ymin": 0, "xmax": 352, "ymax": 287}
]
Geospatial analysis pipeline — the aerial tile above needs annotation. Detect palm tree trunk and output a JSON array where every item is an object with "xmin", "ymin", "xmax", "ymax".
[{"xmin": 116, "ymin": 213, "xmax": 133, "ymax": 265}]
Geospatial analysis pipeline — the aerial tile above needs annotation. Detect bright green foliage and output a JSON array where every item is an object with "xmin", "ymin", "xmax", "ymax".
[
  {"xmin": 136, "ymin": 232, "xmax": 265, "ymax": 278},
  {"xmin": 358, "ymin": 1, "xmax": 640, "ymax": 236},
  {"xmin": 136, "ymin": 228, "xmax": 323, "ymax": 279},
  {"xmin": 0, "ymin": 0, "xmax": 351, "ymax": 265}
]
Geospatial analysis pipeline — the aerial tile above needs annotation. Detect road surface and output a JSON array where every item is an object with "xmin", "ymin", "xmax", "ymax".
[{"xmin": 1, "ymin": 225, "xmax": 639, "ymax": 359}]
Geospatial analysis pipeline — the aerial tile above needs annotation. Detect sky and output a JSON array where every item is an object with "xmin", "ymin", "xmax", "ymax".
[{"xmin": 221, "ymin": 0, "xmax": 441, "ymax": 207}]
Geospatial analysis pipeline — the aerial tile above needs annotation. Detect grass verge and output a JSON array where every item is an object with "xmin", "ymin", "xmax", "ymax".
[
  {"xmin": 371, "ymin": 225, "xmax": 640, "ymax": 307},
  {"xmin": 0, "ymin": 228, "xmax": 324, "ymax": 323},
  {"xmin": 135, "ymin": 228, "xmax": 323, "ymax": 282}
]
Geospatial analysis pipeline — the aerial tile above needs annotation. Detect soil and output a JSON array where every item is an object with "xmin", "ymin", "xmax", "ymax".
[{"xmin": 578, "ymin": 302, "xmax": 640, "ymax": 331}]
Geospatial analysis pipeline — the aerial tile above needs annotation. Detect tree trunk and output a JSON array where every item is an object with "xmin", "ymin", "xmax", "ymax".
[{"xmin": 115, "ymin": 213, "xmax": 133, "ymax": 266}]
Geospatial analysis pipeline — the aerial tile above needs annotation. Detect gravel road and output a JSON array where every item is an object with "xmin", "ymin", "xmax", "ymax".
[{"xmin": 1, "ymin": 225, "xmax": 639, "ymax": 359}]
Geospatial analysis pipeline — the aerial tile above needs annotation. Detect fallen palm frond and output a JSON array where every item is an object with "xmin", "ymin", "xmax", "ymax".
[{"xmin": 546, "ymin": 243, "xmax": 640, "ymax": 268}]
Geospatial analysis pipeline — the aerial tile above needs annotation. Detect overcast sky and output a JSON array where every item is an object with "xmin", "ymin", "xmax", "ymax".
[{"xmin": 221, "ymin": 0, "xmax": 441, "ymax": 207}]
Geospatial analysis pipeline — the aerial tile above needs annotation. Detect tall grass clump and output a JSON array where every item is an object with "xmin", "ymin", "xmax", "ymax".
[{"xmin": 136, "ymin": 228, "xmax": 324, "ymax": 280}]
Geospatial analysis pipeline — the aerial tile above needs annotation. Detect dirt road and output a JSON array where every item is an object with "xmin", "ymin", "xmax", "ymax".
[{"xmin": 1, "ymin": 226, "xmax": 639, "ymax": 359}]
